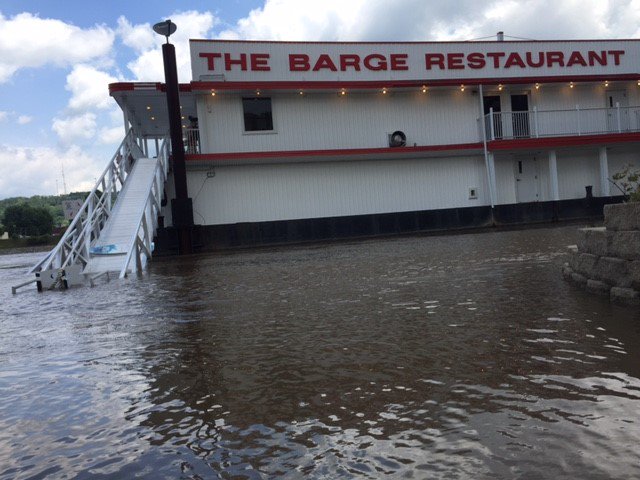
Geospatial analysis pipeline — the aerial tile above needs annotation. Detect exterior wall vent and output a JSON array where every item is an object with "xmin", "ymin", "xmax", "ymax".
[{"xmin": 388, "ymin": 131, "xmax": 407, "ymax": 147}]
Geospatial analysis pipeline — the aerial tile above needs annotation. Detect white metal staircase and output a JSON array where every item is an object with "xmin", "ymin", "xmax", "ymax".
[{"xmin": 22, "ymin": 130, "xmax": 170, "ymax": 291}]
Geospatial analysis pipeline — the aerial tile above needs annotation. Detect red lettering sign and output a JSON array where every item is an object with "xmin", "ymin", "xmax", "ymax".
[
  {"xmin": 289, "ymin": 54, "xmax": 310, "ymax": 71},
  {"xmin": 199, "ymin": 48, "xmax": 627, "ymax": 74},
  {"xmin": 250, "ymin": 53, "xmax": 270, "ymax": 71},
  {"xmin": 390, "ymin": 54, "xmax": 408, "ymax": 71},
  {"xmin": 313, "ymin": 54, "xmax": 338, "ymax": 71},
  {"xmin": 363, "ymin": 54, "xmax": 387, "ymax": 71},
  {"xmin": 224, "ymin": 53, "xmax": 247, "ymax": 71},
  {"xmin": 199, "ymin": 52, "xmax": 222, "ymax": 70}
]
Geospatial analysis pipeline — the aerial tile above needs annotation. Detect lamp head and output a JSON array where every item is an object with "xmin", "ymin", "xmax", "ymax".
[{"xmin": 153, "ymin": 19, "xmax": 177, "ymax": 43}]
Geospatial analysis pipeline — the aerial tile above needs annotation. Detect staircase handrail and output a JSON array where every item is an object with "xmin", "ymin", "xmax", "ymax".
[
  {"xmin": 118, "ymin": 135, "xmax": 170, "ymax": 278},
  {"xmin": 30, "ymin": 129, "xmax": 144, "ymax": 274}
]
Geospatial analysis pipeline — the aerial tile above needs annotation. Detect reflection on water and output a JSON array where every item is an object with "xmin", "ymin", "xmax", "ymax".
[{"xmin": 1, "ymin": 226, "xmax": 640, "ymax": 479}]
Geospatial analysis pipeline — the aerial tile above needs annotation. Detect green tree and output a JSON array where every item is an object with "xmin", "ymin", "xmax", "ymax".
[
  {"xmin": 612, "ymin": 165, "xmax": 640, "ymax": 202},
  {"xmin": 1, "ymin": 204, "xmax": 54, "ymax": 237}
]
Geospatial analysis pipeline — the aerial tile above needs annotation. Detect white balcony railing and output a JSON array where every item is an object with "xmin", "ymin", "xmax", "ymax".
[
  {"xmin": 483, "ymin": 104, "xmax": 640, "ymax": 141},
  {"xmin": 184, "ymin": 128, "xmax": 200, "ymax": 154}
]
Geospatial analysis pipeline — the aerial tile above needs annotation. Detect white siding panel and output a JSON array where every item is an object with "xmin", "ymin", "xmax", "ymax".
[
  {"xmin": 494, "ymin": 156, "xmax": 517, "ymax": 205},
  {"xmin": 557, "ymin": 151, "xmax": 600, "ymax": 200},
  {"xmin": 188, "ymin": 155, "xmax": 488, "ymax": 225},
  {"xmin": 532, "ymin": 83, "xmax": 609, "ymax": 111},
  {"xmin": 608, "ymin": 148, "xmax": 640, "ymax": 180},
  {"xmin": 200, "ymin": 89, "xmax": 481, "ymax": 154},
  {"xmin": 537, "ymin": 155, "xmax": 551, "ymax": 202}
]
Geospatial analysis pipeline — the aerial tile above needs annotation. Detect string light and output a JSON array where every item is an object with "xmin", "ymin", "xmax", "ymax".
[
  {"xmin": 211, "ymin": 90, "xmax": 216, "ymax": 96},
  {"xmin": 535, "ymin": 83, "xmax": 540, "ymax": 90},
  {"xmin": 460, "ymin": 84, "xmax": 465, "ymax": 92},
  {"xmin": 570, "ymin": 82, "xmax": 574, "ymax": 89},
  {"xmin": 421, "ymin": 85, "xmax": 427, "ymax": 93},
  {"xmin": 498, "ymin": 84, "xmax": 503, "ymax": 91},
  {"xmin": 382, "ymin": 88, "xmax": 387, "ymax": 95}
]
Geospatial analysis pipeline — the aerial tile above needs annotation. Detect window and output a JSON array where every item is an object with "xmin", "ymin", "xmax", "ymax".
[{"xmin": 242, "ymin": 97, "xmax": 273, "ymax": 132}]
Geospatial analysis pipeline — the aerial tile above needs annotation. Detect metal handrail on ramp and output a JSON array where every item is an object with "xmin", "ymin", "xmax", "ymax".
[{"xmin": 19, "ymin": 131, "xmax": 170, "ymax": 291}]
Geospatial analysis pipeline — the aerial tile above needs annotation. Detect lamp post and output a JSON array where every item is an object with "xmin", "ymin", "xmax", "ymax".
[{"xmin": 153, "ymin": 19, "xmax": 193, "ymax": 254}]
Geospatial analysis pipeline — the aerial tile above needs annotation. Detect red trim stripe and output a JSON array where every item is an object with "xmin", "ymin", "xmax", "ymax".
[
  {"xmin": 110, "ymin": 73, "xmax": 640, "ymax": 96},
  {"xmin": 191, "ymin": 75, "xmax": 640, "ymax": 91},
  {"xmin": 186, "ymin": 143, "xmax": 483, "ymax": 162},
  {"xmin": 488, "ymin": 132, "xmax": 640, "ymax": 150},
  {"xmin": 109, "ymin": 82, "xmax": 193, "ymax": 95}
]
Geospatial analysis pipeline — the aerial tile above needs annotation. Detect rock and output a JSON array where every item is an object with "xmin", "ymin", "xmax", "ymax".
[
  {"xmin": 571, "ymin": 272, "xmax": 587, "ymax": 285},
  {"xmin": 629, "ymin": 260, "xmax": 640, "ymax": 290},
  {"xmin": 604, "ymin": 202, "xmax": 640, "ymax": 231},
  {"xmin": 607, "ymin": 230, "xmax": 640, "ymax": 260},
  {"xmin": 566, "ymin": 245, "xmax": 578, "ymax": 254},
  {"xmin": 593, "ymin": 256, "xmax": 631, "ymax": 287},
  {"xmin": 610, "ymin": 287, "xmax": 640, "ymax": 306},
  {"xmin": 562, "ymin": 265, "xmax": 574, "ymax": 280},
  {"xmin": 586, "ymin": 279, "xmax": 610, "ymax": 295},
  {"xmin": 577, "ymin": 227, "xmax": 608, "ymax": 256},
  {"xmin": 569, "ymin": 252, "xmax": 599, "ymax": 276}
]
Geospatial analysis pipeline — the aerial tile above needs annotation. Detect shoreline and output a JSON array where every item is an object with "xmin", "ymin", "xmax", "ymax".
[{"xmin": 0, "ymin": 245, "xmax": 51, "ymax": 256}]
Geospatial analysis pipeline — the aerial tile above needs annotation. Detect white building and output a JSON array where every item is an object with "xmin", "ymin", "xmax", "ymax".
[{"xmin": 110, "ymin": 36, "xmax": 640, "ymax": 250}]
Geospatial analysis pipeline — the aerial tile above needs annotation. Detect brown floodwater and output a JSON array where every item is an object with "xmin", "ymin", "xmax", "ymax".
[{"xmin": 1, "ymin": 225, "xmax": 640, "ymax": 479}]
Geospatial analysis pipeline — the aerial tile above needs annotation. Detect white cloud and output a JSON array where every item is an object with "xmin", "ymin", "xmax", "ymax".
[
  {"xmin": 52, "ymin": 113, "xmax": 97, "ymax": 144},
  {"xmin": 121, "ymin": 10, "xmax": 219, "ymax": 81},
  {"xmin": 0, "ymin": 144, "xmax": 101, "ymax": 198},
  {"xmin": 218, "ymin": 0, "xmax": 640, "ymax": 41},
  {"xmin": 17, "ymin": 115, "xmax": 32, "ymax": 125},
  {"xmin": 0, "ymin": 12, "xmax": 115, "ymax": 83},
  {"xmin": 66, "ymin": 64, "xmax": 119, "ymax": 111},
  {"xmin": 98, "ymin": 126, "xmax": 125, "ymax": 145},
  {"xmin": 0, "ymin": 111, "xmax": 7, "ymax": 122},
  {"xmin": 116, "ymin": 16, "xmax": 156, "ymax": 53}
]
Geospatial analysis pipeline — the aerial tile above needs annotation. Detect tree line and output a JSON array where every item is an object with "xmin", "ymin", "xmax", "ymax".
[{"xmin": 0, "ymin": 192, "xmax": 89, "ymax": 238}]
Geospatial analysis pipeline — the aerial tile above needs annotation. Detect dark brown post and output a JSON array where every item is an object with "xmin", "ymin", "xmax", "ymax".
[{"xmin": 161, "ymin": 41, "xmax": 193, "ymax": 254}]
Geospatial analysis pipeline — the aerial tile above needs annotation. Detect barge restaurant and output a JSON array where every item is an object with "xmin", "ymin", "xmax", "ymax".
[{"xmin": 111, "ymin": 35, "xmax": 640, "ymax": 251}]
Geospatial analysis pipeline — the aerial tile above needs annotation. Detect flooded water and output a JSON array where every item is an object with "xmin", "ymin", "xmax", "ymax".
[{"xmin": 1, "ymin": 225, "xmax": 640, "ymax": 479}]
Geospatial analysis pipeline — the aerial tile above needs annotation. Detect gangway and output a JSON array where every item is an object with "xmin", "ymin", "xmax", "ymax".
[{"xmin": 17, "ymin": 130, "xmax": 170, "ymax": 292}]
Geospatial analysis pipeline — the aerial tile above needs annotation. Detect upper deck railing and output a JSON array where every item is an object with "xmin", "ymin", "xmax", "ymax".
[{"xmin": 483, "ymin": 104, "xmax": 640, "ymax": 141}]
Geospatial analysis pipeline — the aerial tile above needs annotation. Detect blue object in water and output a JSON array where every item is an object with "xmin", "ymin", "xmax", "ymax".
[{"xmin": 90, "ymin": 244, "xmax": 120, "ymax": 255}]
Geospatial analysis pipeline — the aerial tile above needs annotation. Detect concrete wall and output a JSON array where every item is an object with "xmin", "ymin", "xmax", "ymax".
[{"xmin": 564, "ymin": 202, "xmax": 640, "ymax": 305}]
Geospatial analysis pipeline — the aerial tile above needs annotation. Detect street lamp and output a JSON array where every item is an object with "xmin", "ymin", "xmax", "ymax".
[
  {"xmin": 153, "ymin": 19, "xmax": 193, "ymax": 254},
  {"xmin": 152, "ymin": 19, "xmax": 177, "ymax": 42}
]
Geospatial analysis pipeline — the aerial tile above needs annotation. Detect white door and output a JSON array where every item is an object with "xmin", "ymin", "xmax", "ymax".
[
  {"xmin": 515, "ymin": 157, "xmax": 540, "ymax": 203},
  {"xmin": 607, "ymin": 90, "xmax": 629, "ymax": 132}
]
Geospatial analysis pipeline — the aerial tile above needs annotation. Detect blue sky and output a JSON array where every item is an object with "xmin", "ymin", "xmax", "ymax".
[{"xmin": 1, "ymin": 0, "xmax": 639, "ymax": 199}]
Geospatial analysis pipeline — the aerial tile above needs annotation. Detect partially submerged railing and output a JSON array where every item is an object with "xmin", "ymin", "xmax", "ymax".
[
  {"xmin": 30, "ymin": 129, "xmax": 146, "ymax": 275},
  {"xmin": 118, "ymin": 136, "xmax": 170, "ymax": 278},
  {"xmin": 483, "ymin": 104, "xmax": 640, "ymax": 141}
]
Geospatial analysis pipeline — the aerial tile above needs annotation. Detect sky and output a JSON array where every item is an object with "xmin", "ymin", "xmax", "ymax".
[{"xmin": 0, "ymin": 0, "xmax": 640, "ymax": 199}]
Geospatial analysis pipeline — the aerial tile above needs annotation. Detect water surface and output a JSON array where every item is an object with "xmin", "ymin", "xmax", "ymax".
[{"xmin": 1, "ymin": 225, "xmax": 640, "ymax": 479}]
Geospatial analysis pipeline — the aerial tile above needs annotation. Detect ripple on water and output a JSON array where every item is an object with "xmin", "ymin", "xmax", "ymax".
[{"xmin": 1, "ymin": 227, "xmax": 640, "ymax": 478}]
